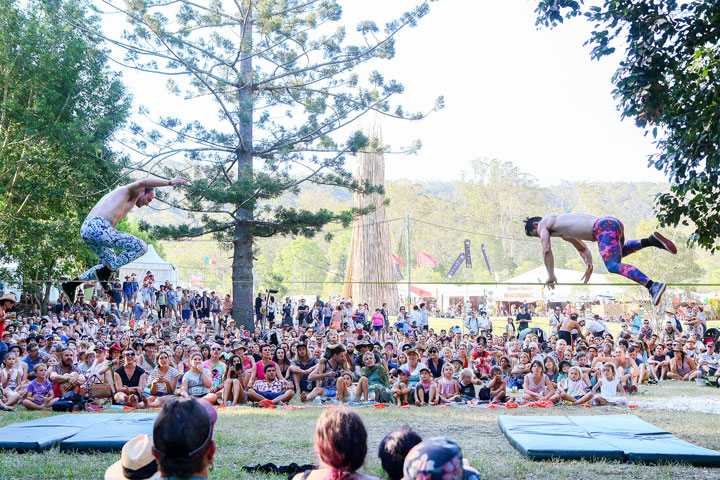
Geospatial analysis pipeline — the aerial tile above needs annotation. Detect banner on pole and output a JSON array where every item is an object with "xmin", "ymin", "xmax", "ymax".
[
  {"xmin": 191, "ymin": 274, "xmax": 204, "ymax": 287},
  {"xmin": 394, "ymin": 263, "xmax": 404, "ymax": 280},
  {"xmin": 446, "ymin": 253, "xmax": 465, "ymax": 280},
  {"xmin": 481, "ymin": 244, "xmax": 492, "ymax": 274},
  {"xmin": 464, "ymin": 239, "xmax": 472, "ymax": 268}
]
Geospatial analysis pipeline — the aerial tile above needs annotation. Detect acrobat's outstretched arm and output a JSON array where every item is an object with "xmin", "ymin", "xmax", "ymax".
[{"xmin": 565, "ymin": 237, "xmax": 594, "ymax": 283}]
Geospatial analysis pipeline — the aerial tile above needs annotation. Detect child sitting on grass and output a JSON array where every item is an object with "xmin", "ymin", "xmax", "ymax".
[
  {"xmin": 22, "ymin": 364, "xmax": 58, "ymax": 410},
  {"xmin": 392, "ymin": 368, "xmax": 412, "ymax": 406},
  {"xmin": 414, "ymin": 367, "xmax": 437, "ymax": 406},
  {"xmin": 437, "ymin": 363, "xmax": 460, "ymax": 403},
  {"xmin": 488, "ymin": 366, "xmax": 510, "ymax": 404},
  {"xmin": 457, "ymin": 368, "xmax": 476, "ymax": 402},
  {"xmin": 522, "ymin": 360, "xmax": 560, "ymax": 403},
  {"xmin": 558, "ymin": 366, "xmax": 593, "ymax": 405},
  {"xmin": 591, "ymin": 363, "xmax": 628, "ymax": 406}
]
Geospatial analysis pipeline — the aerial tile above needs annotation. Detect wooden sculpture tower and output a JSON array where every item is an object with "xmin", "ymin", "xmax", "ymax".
[{"xmin": 343, "ymin": 123, "xmax": 399, "ymax": 313}]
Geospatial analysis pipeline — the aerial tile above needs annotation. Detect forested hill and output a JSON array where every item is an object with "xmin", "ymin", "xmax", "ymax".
[{"xmin": 130, "ymin": 159, "xmax": 717, "ymax": 294}]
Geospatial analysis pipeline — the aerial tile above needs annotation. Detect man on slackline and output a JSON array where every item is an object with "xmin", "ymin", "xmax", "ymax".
[
  {"xmin": 61, "ymin": 176, "xmax": 187, "ymax": 301},
  {"xmin": 524, "ymin": 214, "xmax": 676, "ymax": 306}
]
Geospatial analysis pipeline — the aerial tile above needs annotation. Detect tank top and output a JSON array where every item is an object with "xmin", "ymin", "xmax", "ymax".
[
  {"xmin": 115, "ymin": 366, "xmax": 146, "ymax": 388},
  {"xmin": 439, "ymin": 378, "xmax": 456, "ymax": 397},
  {"xmin": 527, "ymin": 374, "xmax": 546, "ymax": 395}
]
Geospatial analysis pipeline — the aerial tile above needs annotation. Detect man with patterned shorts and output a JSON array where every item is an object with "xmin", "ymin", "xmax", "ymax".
[
  {"xmin": 524, "ymin": 213, "xmax": 677, "ymax": 306},
  {"xmin": 61, "ymin": 176, "xmax": 187, "ymax": 301}
]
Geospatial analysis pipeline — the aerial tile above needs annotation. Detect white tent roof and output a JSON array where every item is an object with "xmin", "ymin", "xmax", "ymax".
[
  {"xmin": 118, "ymin": 245, "xmax": 178, "ymax": 284},
  {"xmin": 495, "ymin": 266, "xmax": 620, "ymax": 302}
]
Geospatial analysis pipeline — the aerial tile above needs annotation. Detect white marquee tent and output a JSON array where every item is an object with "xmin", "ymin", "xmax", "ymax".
[{"xmin": 118, "ymin": 245, "xmax": 178, "ymax": 285}]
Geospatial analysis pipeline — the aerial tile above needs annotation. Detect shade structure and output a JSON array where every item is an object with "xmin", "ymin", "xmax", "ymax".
[{"xmin": 118, "ymin": 244, "xmax": 178, "ymax": 285}]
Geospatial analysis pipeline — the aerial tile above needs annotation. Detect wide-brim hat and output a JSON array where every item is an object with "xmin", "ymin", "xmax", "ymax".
[
  {"xmin": 0, "ymin": 292, "xmax": 17, "ymax": 305},
  {"xmin": 104, "ymin": 434, "xmax": 160, "ymax": 480}
]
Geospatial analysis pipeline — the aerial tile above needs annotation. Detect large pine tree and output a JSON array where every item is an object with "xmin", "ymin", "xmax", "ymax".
[{"xmin": 63, "ymin": 0, "xmax": 441, "ymax": 328}]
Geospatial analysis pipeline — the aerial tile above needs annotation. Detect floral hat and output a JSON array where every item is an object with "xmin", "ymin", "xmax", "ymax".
[{"xmin": 403, "ymin": 438, "xmax": 481, "ymax": 480}]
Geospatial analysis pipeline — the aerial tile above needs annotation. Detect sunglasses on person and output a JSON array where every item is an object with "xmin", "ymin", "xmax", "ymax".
[
  {"xmin": 124, "ymin": 352, "xmax": 136, "ymax": 357},
  {"xmin": 211, "ymin": 347, "xmax": 222, "ymax": 351}
]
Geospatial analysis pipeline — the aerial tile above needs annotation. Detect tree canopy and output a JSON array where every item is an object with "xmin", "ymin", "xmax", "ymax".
[
  {"xmin": 0, "ymin": 0, "xmax": 130, "ymax": 307},
  {"xmin": 535, "ymin": 0, "xmax": 720, "ymax": 251}
]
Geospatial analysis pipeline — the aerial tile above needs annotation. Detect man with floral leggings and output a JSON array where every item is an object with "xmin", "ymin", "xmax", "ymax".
[
  {"xmin": 62, "ymin": 176, "xmax": 187, "ymax": 301},
  {"xmin": 524, "ymin": 213, "xmax": 676, "ymax": 306}
]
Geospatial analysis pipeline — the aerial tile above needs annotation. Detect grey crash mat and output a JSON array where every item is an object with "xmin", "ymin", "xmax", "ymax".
[
  {"xmin": 499, "ymin": 414, "xmax": 720, "ymax": 466},
  {"xmin": 0, "ymin": 412, "xmax": 157, "ymax": 453},
  {"xmin": 60, "ymin": 412, "xmax": 157, "ymax": 452},
  {"xmin": 0, "ymin": 413, "xmax": 117, "ymax": 452}
]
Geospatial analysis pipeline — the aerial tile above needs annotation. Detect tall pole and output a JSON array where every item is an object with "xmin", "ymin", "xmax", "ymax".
[{"xmin": 406, "ymin": 213, "xmax": 411, "ymax": 306}]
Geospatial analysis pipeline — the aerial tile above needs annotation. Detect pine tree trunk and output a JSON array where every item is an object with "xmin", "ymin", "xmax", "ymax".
[{"xmin": 232, "ymin": 17, "xmax": 254, "ymax": 330}]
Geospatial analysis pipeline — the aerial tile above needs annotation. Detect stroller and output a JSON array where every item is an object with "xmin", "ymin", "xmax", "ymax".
[{"xmin": 704, "ymin": 328, "xmax": 719, "ymax": 346}]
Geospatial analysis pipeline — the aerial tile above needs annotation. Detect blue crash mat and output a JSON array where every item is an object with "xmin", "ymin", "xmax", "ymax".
[
  {"xmin": 499, "ymin": 415, "xmax": 720, "ymax": 466},
  {"xmin": 60, "ymin": 412, "xmax": 157, "ymax": 452},
  {"xmin": 0, "ymin": 412, "xmax": 157, "ymax": 453},
  {"xmin": 0, "ymin": 413, "xmax": 117, "ymax": 452}
]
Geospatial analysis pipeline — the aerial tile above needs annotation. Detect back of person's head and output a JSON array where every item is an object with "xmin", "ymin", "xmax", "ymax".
[
  {"xmin": 314, "ymin": 408, "xmax": 367, "ymax": 477},
  {"xmin": 152, "ymin": 397, "xmax": 216, "ymax": 479},
  {"xmin": 403, "ymin": 438, "xmax": 481, "ymax": 480},
  {"xmin": 378, "ymin": 426, "xmax": 422, "ymax": 480}
]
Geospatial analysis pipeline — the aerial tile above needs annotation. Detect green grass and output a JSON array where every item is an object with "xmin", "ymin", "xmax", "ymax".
[{"xmin": 1, "ymin": 382, "xmax": 719, "ymax": 479}]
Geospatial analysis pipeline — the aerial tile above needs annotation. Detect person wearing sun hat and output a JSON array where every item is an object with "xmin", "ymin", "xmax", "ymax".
[
  {"xmin": 152, "ymin": 397, "xmax": 217, "ymax": 479},
  {"xmin": 105, "ymin": 434, "xmax": 160, "ymax": 480},
  {"xmin": 402, "ymin": 438, "xmax": 481, "ymax": 480},
  {"xmin": 0, "ymin": 292, "xmax": 17, "ymax": 364}
]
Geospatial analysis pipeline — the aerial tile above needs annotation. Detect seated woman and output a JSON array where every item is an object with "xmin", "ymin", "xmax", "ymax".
[
  {"xmin": 293, "ymin": 407, "xmax": 379, "ymax": 480},
  {"xmin": 522, "ymin": 360, "xmax": 559, "ymax": 403},
  {"xmin": 222, "ymin": 354, "xmax": 246, "ymax": 406},
  {"xmin": 181, "ymin": 352, "xmax": 217, "ymax": 404},
  {"xmin": 147, "ymin": 350, "xmax": 181, "ymax": 408},
  {"xmin": 667, "ymin": 344, "xmax": 699, "ymax": 381},
  {"xmin": 114, "ymin": 349, "xmax": 149, "ymax": 408},
  {"xmin": 360, "ymin": 352, "xmax": 391, "ymax": 402}
]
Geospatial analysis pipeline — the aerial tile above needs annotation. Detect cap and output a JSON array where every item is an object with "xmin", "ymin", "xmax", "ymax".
[
  {"xmin": 450, "ymin": 357, "xmax": 463, "ymax": 364},
  {"xmin": 419, "ymin": 366, "xmax": 431, "ymax": 374},
  {"xmin": 399, "ymin": 368, "xmax": 411, "ymax": 376},
  {"xmin": 403, "ymin": 438, "xmax": 480, "ymax": 480}
]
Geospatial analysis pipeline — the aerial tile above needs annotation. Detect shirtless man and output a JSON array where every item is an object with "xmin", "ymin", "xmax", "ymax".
[
  {"xmin": 524, "ymin": 213, "xmax": 676, "ymax": 306},
  {"xmin": 558, "ymin": 313, "xmax": 586, "ymax": 347},
  {"xmin": 61, "ymin": 177, "xmax": 187, "ymax": 301}
]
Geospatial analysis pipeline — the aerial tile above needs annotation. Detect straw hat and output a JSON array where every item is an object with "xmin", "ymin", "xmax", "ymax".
[
  {"xmin": 0, "ymin": 292, "xmax": 17, "ymax": 306},
  {"xmin": 105, "ymin": 434, "xmax": 160, "ymax": 480}
]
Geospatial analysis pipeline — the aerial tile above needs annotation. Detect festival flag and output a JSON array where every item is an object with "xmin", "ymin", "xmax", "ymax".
[
  {"xmin": 391, "ymin": 254, "xmax": 405, "ymax": 265},
  {"xmin": 446, "ymin": 253, "xmax": 465, "ymax": 280},
  {"xmin": 205, "ymin": 256, "xmax": 217, "ymax": 265},
  {"xmin": 481, "ymin": 244, "xmax": 492, "ymax": 274},
  {"xmin": 417, "ymin": 251, "xmax": 437, "ymax": 266},
  {"xmin": 464, "ymin": 239, "xmax": 472, "ymax": 268},
  {"xmin": 394, "ymin": 263, "xmax": 404, "ymax": 280}
]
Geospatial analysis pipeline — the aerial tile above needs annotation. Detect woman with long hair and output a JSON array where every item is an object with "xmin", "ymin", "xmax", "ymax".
[{"xmin": 293, "ymin": 408, "xmax": 378, "ymax": 480}]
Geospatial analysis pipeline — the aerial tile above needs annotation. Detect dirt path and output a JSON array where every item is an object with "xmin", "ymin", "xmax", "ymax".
[{"xmin": 634, "ymin": 396, "xmax": 720, "ymax": 415}]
